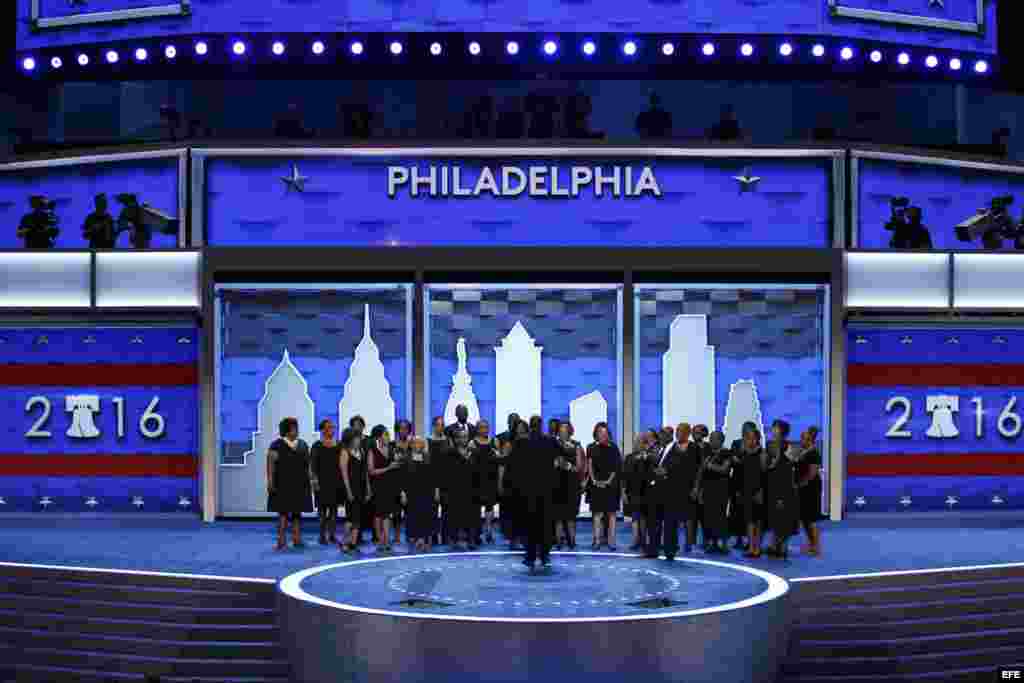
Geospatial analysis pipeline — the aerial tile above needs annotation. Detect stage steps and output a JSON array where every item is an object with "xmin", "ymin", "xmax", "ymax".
[
  {"xmin": 0, "ymin": 564, "xmax": 291, "ymax": 683},
  {"xmin": 782, "ymin": 566, "xmax": 1024, "ymax": 682}
]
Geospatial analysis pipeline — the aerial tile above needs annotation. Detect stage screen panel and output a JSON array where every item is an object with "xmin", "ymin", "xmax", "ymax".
[
  {"xmin": 635, "ymin": 284, "xmax": 830, "ymax": 509},
  {"xmin": 854, "ymin": 154, "xmax": 1024, "ymax": 252},
  {"xmin": 215, "ymin": 284, "xmax": 412, "ymax": 516},
  {"xmin": 0, "ymin": 325, "xmax": 199, "ymax": 513},
  {"xmin": 200, "ymin": 152, "xmax": 835, "ymax": 248},
  {"xmin": 425, "ymin": 283, "xmax": 622, "ymax": 452},
  {"xmin": 16, "ymin": 0, "xmax": 996, "ymax": 54},
  {"xmin": 847, "ymin": 326, "xmax": 1024, "ymax": 512}
]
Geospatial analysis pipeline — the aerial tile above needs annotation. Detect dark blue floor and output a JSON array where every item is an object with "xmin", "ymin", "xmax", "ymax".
[{"xmin": 1, "ymin": 515, "xmax": 1023, "ymax": 581}]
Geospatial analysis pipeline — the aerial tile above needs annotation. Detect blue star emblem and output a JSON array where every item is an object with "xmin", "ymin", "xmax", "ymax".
[
  {"xmin": 281, "ymin": 164, "xmax": 309, "ymax": 193},
  {"xmin": 929, "ymin": 0, "xmax": 944, "ymax": 8}
]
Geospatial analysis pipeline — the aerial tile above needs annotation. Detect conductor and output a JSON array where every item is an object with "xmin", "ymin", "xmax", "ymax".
[{"xmin": 514, "ymin": 416, "xmax": 560, "ymax": 570}]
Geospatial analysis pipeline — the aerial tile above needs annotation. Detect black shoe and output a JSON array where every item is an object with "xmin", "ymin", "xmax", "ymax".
[
  {"xmin": 523, "ymin": 558, "xmax": 535, "ymax": 569},
  {"xmin": 319, "ymin": 536, "xmax": 328, "ymax": 546},
  {"xmin": 644, "ymin": 553, "xmax": 659, "ymax": 559},
  {"xmin": 665, "ymin": 555, "xmax": 676, "ymax": 561},
  {"xmin": 541, "ymin": 557, "xmax": 551, "ymax": 567}
]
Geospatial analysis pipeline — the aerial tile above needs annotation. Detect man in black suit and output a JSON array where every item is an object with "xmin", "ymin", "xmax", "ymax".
[
  {"xmin": 517, "ymin": 416, "xmax": 559, "ymax": 569},
  {"xmin": 646, "ymin": 422, "xmax": 695, "ymax": 560},
  {"xmin": 445, "ymin": 404, "xmax": 476, "ymax": 441}
]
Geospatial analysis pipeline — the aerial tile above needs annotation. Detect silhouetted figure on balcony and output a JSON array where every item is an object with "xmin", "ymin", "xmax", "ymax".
[
  {"xmin": 496, "ymin": 97, "xmax": 526, "ymax": 139},
  {"xmin": 708, "ymin": 104, "xmax": 744, "ymax": 142},
  {"xmin": 992, "ymin": 127, "xmax": 1012, "ymax": 158},
  {"xmin": 565, "ymin": 93, "xmax": 602, "ymax": 139},
  {"xmin": 526, "ymin": 92, "xmax": 559, "ymax": 139},
  {"xmin": 635, "ymin": 92, "xmax": 673, "ymax": 139}
]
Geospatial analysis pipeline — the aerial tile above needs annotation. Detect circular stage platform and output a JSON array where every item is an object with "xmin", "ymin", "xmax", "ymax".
[{"xmin": 279, "ymin": 552, "xmax": 790, "ymax": 683}]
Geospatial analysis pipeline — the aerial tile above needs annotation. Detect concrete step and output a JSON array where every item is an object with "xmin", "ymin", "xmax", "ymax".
[
  {"xmin": 0, "ymin": 645, "xmax": 291, "ymax": 678},
  {"xmin": 792, "ymin": 593, "xmax": 1024, "ymax": 623},
  {"xmin": 789, "ymin": 644, "xmax": 1024, "ymax": 676},
  {"xmin": 0, "ymin": 609, "xmax": 281, "ymax": 642},
  {"xmin": 0, "ymin": 626, "xmax": 286, "ymax": 661},
  {"xmin": 0, "ymin": 564, "xmax": 277, "ymax": 597},
  {"xmin": 0, "ymin": 579, "xmax": 271, "ymax": 608},
  {"xmin": 4, "ymin": 594, "xmax": 278, "ymax": 625},
  {"xmin": 791, "ymin": 566, "xmax": 1024, "ymax": 594},
  {"xmin": 782, "ymin": 663, "xmax": 1023, "ymax": 683},
  {"xmin": 792, "ymin": 608, "xmax": 1024, "ymax": 639},
  {"xmin": 790, "ymin": 577, "xmax": 1024, "ymax": 608},
  {"xmin": 794, "ymin": 626, "xmax": 1024, "ymax": 659},
  {"xmin": 6, "ymin": 663, "xmax": 291, "ymax": 683}
]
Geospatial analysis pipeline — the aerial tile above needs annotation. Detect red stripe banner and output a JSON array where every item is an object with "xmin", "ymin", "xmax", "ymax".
[
  {"xmin": 0, "ymin": 454, "xmax": 197, "ymax": 477},
  {"xmin": 0, "ymin": 364, "xmax": 197, "ymax": 386},
  {"xmin": 848, "ymin": 453, "xmax": 1024, "ymax": 476},
  {"xmin": 848, "ymin": 364, "xmax": 1024, "ymax": 387}
]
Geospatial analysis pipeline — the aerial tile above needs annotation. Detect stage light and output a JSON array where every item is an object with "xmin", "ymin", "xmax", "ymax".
[
  {"xmin": 350, "ymin": 41, "xmax": 364, "ymax": 56},
  {"xmin": 840, "ymin": 46, "xmax": 853, "ymax": 60},
  {"xmin": 870, "ymin": 50, "xmax": 882, "ymax": 63},
  {"xmin": 164, "ymin": 45, "xmax": 177, "ymax": 59},
  {"xmin": 925, "ymin": 54, "xmax": 938, "ymax": 68},
  {"xmin": 50, "ymin": 56, "xmax": 62, "ymax": 69},
  {"xmin": 232, "ymin": 41, "xmax": 246, "ymax": 56},
  {"xmin": 975, "ymin": 60, "xmax": 988, "ymax": 73},
  {"xmin": 897, "ymin": 52, "xmax": 910, "ymax": 65},
  {"xmin": 195, "ymin": 41, "xmax": 208, "ymax": 56},
  {"xmin": 950, "ymin": 57, "xmax": 962, "ymax": 71},
  {"xmin": 582, "ymin": 40, "xmax": 597, "ymax": 56},
  {"xmin": 740, "ymin": 42, "xmax": 754, "ymax": 57},
  {"xmin": 390, "ymin": 41, "xmax": 403, "ymax": 56},
  {"xmin": 469, "ymin": 41, "xmax": 481, "ymax": 56},
  {"xmin": 702, "ymin": 42, "xmax": 715, "ymax": 56},
  {"xmin": 543, "ymin": 40, "xmax": 558, "ymax": 56},
  {"xmin": 312, "ymin": 40, "xmax": 325, "ymax": 55},
  {"xmin": 779, "ymin": 42, "xmax": 793, "ymax": 57},
  {"xmin": 21, "ymin": 57, "xmax": 35, "ymax": 71},
  {"xmin": 506, "ymin": 41, "xmax": 519, "ymax": 56},
  {"xmin": 661, "ymin": 42, "xmax": 674, "ymax": 56},
  {"xmin": 622, "ymin": 40, "xmax": 637, "ymax": 57},
  {"xmin": 430, "ymin": 42, "xmax": 442, "ymax": 56},
  {"xmin": 271, "ymin": 41, "xmax": 285, "ymax": 56},
  {"xmin": 135, "ymin": 48, "xmax": 148, "ymax": 61},
  {"xmin": 106, "ymin": 50, "xmax": 119, "ymax": 64},
  {"xmin": 78, "ymin": 53, "xmax": 89, "ymax": 66},
  {"xmin": 812, "ymin": 44, "xmax": 825, "ymax": 57}
]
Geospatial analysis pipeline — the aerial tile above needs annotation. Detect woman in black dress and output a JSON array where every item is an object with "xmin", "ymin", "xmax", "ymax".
[
  {"xmin": 392, "ymin": 419, "xmax": 414, "ymax": 546},
  {"xmin": 763, "ymin": 429, "xmax": 799, "ymax": 560},
  {"xmin": 266, "ymin": 417, "xmax": 313, "ymax": 551},
  {"xmin": 728, "ymin": 421, "xmax": 757, "ymax": 551},
  {"xmin": 622, "ymin": 433, "xmax": 651, "ymax": 551},
  {"xmin": 470, "ymin": 419, "xmax": 500, "ymax": 544},
  {"xmin": 405, "ymin": 436, "xmax": 439, "ymax": 552},
  {"xmin": 587, "ymin": 422, "xmax": 622, "ymax": 551},
  {"xmin": 310, "ymin": 418, "xmax": 343, "ymax": 545},
  {"xmin": 741, "ymin": 428, "xmax": 765, "ymax": 559},
  {"xmin": 699, "ymin": 431, "xmax": 732, "ymax": 555},
  {"xmin": 367, "ymin": 425, "xmax": 400, "ymax": 553},
  {"xmin": 498, "ymin": 418, "xmax": 529, "ymax": 549},
  {"xmin": 554, "ymin": 422, "xmax": 584, "ymax": 550},
  {"xmin": 447, "ymin": 429, "xmax": 479, "ymax": 549},
  {"xmin": 796, "ymin": 426, "xmax": 824, "ymax": 556},
  {"xmin": 339, "ymin": 427, "xmax": 369, "ymax": 553},
  {"xmin": 428, "ymin": 417, "xmax": 449, "ymax": 545}
]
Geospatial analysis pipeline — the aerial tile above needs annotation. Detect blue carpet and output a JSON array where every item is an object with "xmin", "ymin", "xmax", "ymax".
[{"xmin": 1, "ymin": 516, "xmax": 1023, "ymax": 581}]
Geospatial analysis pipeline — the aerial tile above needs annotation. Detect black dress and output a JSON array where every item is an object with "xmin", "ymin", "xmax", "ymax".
[
  {"xmin": 267, "ymin": 438, "xmax": 313, "ymax": 514},
  {"xmin": 740, "ymin": 448, "xmax": 764, "ymax": 527},
  {"xmin": 728, "ymin": 441, "xmax": 746, "ymax": 537},
  {"xmin": 369, "ymin": 444, "xmax": 400, "ymax": 517},
  {"xmin": 797, "ymin": 447, "xmax": 824, "ymax": 525},
  {"xmin": 405, "ymin": 450, "xmax": 437, "ymax": 540},
  {"xmin": 763, "ymin": 451, "xmax": 799, "ymax": 538},
  {"xmin": 700, "ymin": 449, "xmax": 731, "ymax": 539},
  {"xmin": 446, "ymin": 445, "xmax": 479, "ymax": 534},
  {"xmin": 310, "ymin": 441, "xmax": 342, "ymax": 508},
  {"xmin": 673, "ymin": 443, "xmax": 701, "ymax": 522},
  {"xmin": 553, "ymin": 440, "xmax": 582, "ymax": 521},
  {"xmin": 622, "ymin": 451, "xmax": 651, "ymax": 517},
  {"xmin": 470, "ymin": 438, "xmax": 500, "ymax": 509},
  {"xmin": 342, "ymin": 448, "xmax": 367, "ymax": 522},
  {"xmin": 587, "ymin": 442, "xmax": 622, "ymax": 513}
]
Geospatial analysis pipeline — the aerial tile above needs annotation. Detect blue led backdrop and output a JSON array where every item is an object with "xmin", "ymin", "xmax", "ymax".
[
  {"xmin": 847, "ymin": 327, "xmax": 1024, "ymax": 512},
  {"xmin": 426, "ymin": 285, "xmax": 621, "ymax": 446},
  {"xmin": 16, "ymin": 0, "xmax": 997, "ymax": 53},
  {"xmin": 635, "ymin": 285, "xmax": 828, "ymax": 482},
  {"xmin": 856, "ymin": 157, "xmax": 1024, "ymax": 251},
  {"xmin": 0, "ymin": 155, "xmax": 182, "ymax": 249},
  {"xmin": 201, "ymin": 154, "xmax": 833, "ymax": 247},
  {"xmin": 0, "ymin": 326, "xmax": 199, "ymax": 513},
  {"xmin": 216, "ymin": 286, "xmax": 411, "ymax": 515}
]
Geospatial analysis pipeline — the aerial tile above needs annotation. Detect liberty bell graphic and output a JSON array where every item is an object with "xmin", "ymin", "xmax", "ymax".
[
  {"xmin": 66, "ymin": 395, "xmax": 101, "ymax": 439},
  {"xmin": 926, "ymin": 395, "xmax": 959, "ymax": 439}
]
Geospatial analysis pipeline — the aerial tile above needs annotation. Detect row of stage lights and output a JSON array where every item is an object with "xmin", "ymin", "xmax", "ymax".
[{"xmin": 20, "ymin": 38, "xmax": 991, "ymax": 75}]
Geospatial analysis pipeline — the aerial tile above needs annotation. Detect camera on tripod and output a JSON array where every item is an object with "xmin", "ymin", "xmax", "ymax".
[{"xmin": 956, "ymin": 195, "xmax": 1024, "ymax": 250}]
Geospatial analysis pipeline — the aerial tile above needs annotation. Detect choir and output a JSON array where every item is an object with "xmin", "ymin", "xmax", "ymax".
[{"xmin": 264, "ymin": 406, "xmax": 825, "ymax": 561}]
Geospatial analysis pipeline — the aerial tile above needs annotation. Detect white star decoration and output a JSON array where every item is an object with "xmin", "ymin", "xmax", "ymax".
[
  {"xmin": 929, "ymin": 0, "xmax": 944, "ymax": 8},
  {"xmin": 994, "ymin": 336, "xmax": 1007, "ymax": 345},
  {"xmin": 177, "ymin": 336, "xmax": 192, "ymax": 344},
  {"xmin": 85, "ymin": 497, "xmax": 99, "ymax": 507},
  {"xmin": 83, "ymin": 336, "xmax": 96, "ymax": 344},
  {"xmin": 854, "ymin": 496, "xmax": 867, "ymax": 506},
  {"xmin": 899, "ymin": 495, "xmax": 912, "ymax": 506},
  {"xmin": 945, "ymin": 495, "xmax": 959, "ymax": 507},
  {"xmin": 39, "ymin": 496, "xmax": 53, "ymax": 509},
  {"xmin": 130, "ymin": 336, "xmax": 144, "ymax": 344},
  {"xmin": 900, "ymin": 336, "xmax": 913, "ymax": 345},
  {"xmin": 178, "ymin": 496, "xmax": 192, "ymax": 508},
  {"xmin": 281, "ymin": 164, "xmax": 309, "ymax": 193},
  {"xmin": 732, "ymin": 167, "xmax": 761, "ymax": 192},
  {"xmin": 992, "ymin": 495, "xmax": 1005, "ymax": 505},
  {"xmin": 36, "ymin": 336, "xmax": 49, "ymax": 345},
  {"xmin": 132, "ymin": 496, "xmax": 145, "ymax": 508},
  {"xmin": 947, "ymin": 336, "xmax": 960, "ymax": 345},
  {"xmin": 855, "ymin": 336, "xmax": 868, "ymax": 344},
  {"xmin": 0, "ymin": 497, "xmax": 6, "ymax": 505}
]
